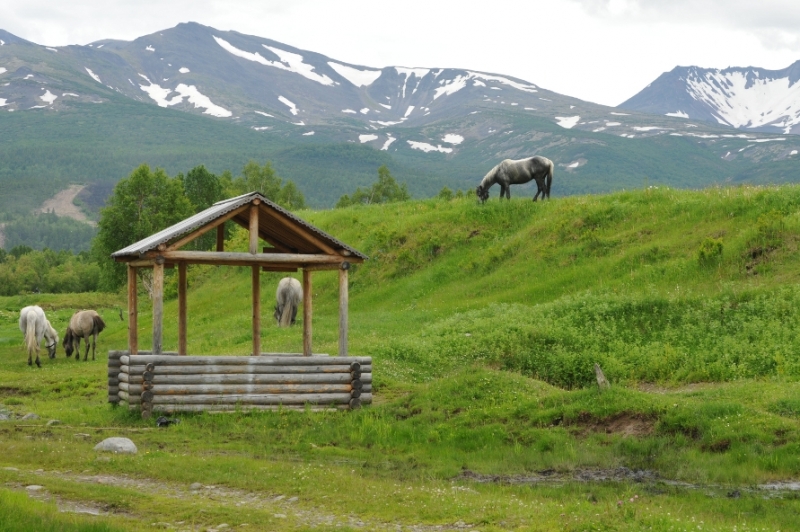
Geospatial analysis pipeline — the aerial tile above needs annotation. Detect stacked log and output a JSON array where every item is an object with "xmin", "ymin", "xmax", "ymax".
[
  {"xmin": 112, "ymin": 353, "xmax": 372, "ymax": 416},
  {"xmin": 108, "ymin": 350, "xmax": 122, "ymax": 404}
]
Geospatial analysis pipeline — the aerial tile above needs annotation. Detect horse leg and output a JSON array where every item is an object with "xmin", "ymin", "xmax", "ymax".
[
  {"xmin": 91, "ymin": 332, "xmax": 96, "ymax": 361},
  {"xmin": 83, "ymin": 335, "xmax": 90, "ymax": 361}
]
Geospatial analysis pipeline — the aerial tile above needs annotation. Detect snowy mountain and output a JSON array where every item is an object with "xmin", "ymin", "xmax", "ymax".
[{"xmin": 620, "ymin": 62, "xmax": 800, "ymax": 134}]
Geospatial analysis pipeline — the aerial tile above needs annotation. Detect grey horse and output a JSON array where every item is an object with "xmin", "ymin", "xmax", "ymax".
[
  {"xmin": 63, "ymin": 310, "xmax": 106, "ymax": 361},
  {"xmin": 476, "ymin": 156, "xmax": 554, "ymax": 202},
  {"xmin": 274, "ymin": 277, "xmax": 303, "ymax": 327}
]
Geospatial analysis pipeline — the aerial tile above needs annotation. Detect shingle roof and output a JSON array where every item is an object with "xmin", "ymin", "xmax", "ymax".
[{"xmin": 111, "ymin": 192, "xmax": 367, "ymax": 260}]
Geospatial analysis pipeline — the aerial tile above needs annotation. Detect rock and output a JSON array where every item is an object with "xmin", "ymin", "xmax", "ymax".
[
  {"xmin": 2, "ymin": 467, "xmax": 19, "ymax": 471},
  {"xmin": 93, "ymin": 437, "xmax": 138, "ymax": 454},
  {"xmin": 46, "ymin": 419, "xmax": 61, "ymax": 426},
  {"xmin": 287, "ymin": 496, "xmax": 298, "ymax": 503},
  {"xmin": 21, "ymin": 413, "xmax": 39, "ymax": 420},
  {"xmin": 0, "ymin": 413, "xmax": 11, "ymax": 421},
  {"xmin": 190, "ymin": 482, "xmax": 203, "ymax": 491},
  {"xmin": 74, "ymin": 433, "xmax": 91, "ymax": 439},
  {"xmin": 25, "ymin": 485, "xmax": 44, "ymax": 491}
]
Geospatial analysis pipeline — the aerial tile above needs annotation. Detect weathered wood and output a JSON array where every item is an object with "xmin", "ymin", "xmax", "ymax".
[
  {"xmin": 150, "ymin": 393, "xmax": 356, "ymax": 405},
  {"xmin": 120, "ymin": 365, "xmax": 371, "ymax": 377},
  {"xmin": 125, "ymin": 383, "xmax": 355, "ymax": 395},
  {"xmin": 119, "ymin": 355, "xmax": 370, "ymax": 366},
  {"xmin": 252, "ymin": 265, "xmax": 260, "ymax": 356},
  {"xmin": 127, "ymin": 265, "xmax": 138, "ymax": 354},
  {"xmin": 108, "ymin": 386, "xmax": 119, "ymax": 394},
  {"xmin": 303, "ymin": 269, "xmax": 312, "ymax": 356},
  {"xmin": 141, "ymin": 390, "xmax": 154, "ymax": 402},
  {"xmin": 152, "ymin": 404, "xmax": 348, "ymax": 413},
  {"xmin": 260, "ymin": 207, "xmax": 338, "ymax": 255},
  {"xmin": 118, "ymin": 390, "xmax": 130, "ymax": 402},
  {"xmin": 178, "ymin": 262, "xmax": 187, "ymax": 356},
  {"xmin": 349, "ymin": 397, "xmax": 361, "ymax": 409},
  {"xmin": 302, "ymin": 263, "xmax": 345, "ymax": 272},
  {"xmin": 350, "ymin": 389, "xmax": 361, "ymax": 399},
  {"xmin": 249, "ymin": 203, "xmax": 260, "ymax": 254},
  {"xmin": 351, "ymin": 379, "xmax": 363, "ymax": 391},
  {"xmin": 119, "ymin": 373, "xmax": 371, "ymax": 385},
  {"xmin": 216, "ymin": 224, "xmax": 225, "ymax": 252},
  {"xmin": 152, "ymin": 260, "xmax": 164, "ymax": 356},
  {"xmin": 155, "ymin": 250, "xmax": 348, "ymax": 266},
  {"xmin": 350, "ymin": 370, "xmax": 361, "ymax": 380},
  {"xmin": 339, "ymin": 267, "xmax": 348, "ymax": 357},
  {"xmin": 167, "ymin": 204, "xmax": 250, "ymax": 252}
]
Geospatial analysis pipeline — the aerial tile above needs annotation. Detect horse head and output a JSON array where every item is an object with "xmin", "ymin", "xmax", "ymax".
[
  {"xmin": 476, "ymin": 185, "xmax": 489, "ymax": 203},
  {"xmin": 62, "ymin": 329, "xmax": 74, "ymax": 358},
  {"xmin": 273, "ymin": 303, "xmax": 283, "ymax": 325}
]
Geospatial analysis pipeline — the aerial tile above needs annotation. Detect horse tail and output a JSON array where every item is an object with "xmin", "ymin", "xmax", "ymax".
[
  {"xmin": 24, "ymin": 310, "xmax": 38, "ymax": 357},
  {"xmin": 93, "ymin": 314, "xmax": 106, "ymax": 334},
  {"xmin": 279, "ymin": 301, "xmax": 294, "ymax": 327}
]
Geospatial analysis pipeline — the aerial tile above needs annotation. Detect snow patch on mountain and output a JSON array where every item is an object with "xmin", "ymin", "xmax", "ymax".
[
  {"xmin": 0, "ymin": 98, "xmax": 7, "ymax": 107},
  {"xmin": 213, "ymin": 36, "xmax": 333, "ymax": 86},
  {"xmin": 442, "ymin": 134, "xmax": 464, "ymax": 145},
  {"xmin": 302, "ymin": 131, "xmax": 314, "ymax": 136},
  {"xmin": 138, "ymin": 74, "xmax": 231, "ymax": 117},
  {"xmin": 342, "ymin": 109, "xmax": 356, "ymax": 114},
  {"xmin": 0, "ymin": 68, "xmax": 6, "ymax": 75},
  {"xmin": 40, "ymin": 90, "xmax": 57, "ymax": 104},
  {"xmin": 179, "ymin": 67, "xmax": 190, "ymax": 73},
  {"xmin": 395, "ymin": 67, "xmax": 429, "ymax": 98},
  {"xmin": 46, "ymin": 47, "xmax": 57, "ymax": 53},
  {"xmin": 278, "ymin": 96, "xmax": 298, "ymax": 115},
  {"xmin": 85, "ymin": 67, "xmax": 102, "ymax": 83},
  {"xmin": 62, "ymin": 93, "xmax": 79, "ymax": 97},
  {"xmin": 359, "ymin": 134, "xmax": 378, "ymax": 143},
  {"xmin": 433, "ymin": 71, "xmax": 537, "ymax": 101},
  {"xmin": 255, "ymin": 111, "xmax": 274, "ymax": 117},
  {"xmin": 683, "ymin": 69, "xmax": 800, "ymax": 133},
  {"xmin": 666, "ymin": 110, "xmax": 689, "ymax": 118},
  {"xmin": 146, "ymin": 45, "xmax": 155, "ymax": 52},
  {"xmin": 407, "ymin": 140, "xmax": 453, "ymax": 154},
  {"xmin": 327, "ymin": 61, "xmax": 381, "ymax": 87},
  {"xmin": 555, "ymin": 116, "xmax": 580, "ymax": 129},
  {"xmin": 382, "ymin": 135, "xmax": 396, "ymax": 151}
]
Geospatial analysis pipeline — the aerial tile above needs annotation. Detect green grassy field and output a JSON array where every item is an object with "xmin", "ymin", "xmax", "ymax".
[{"xmin": 1, "ymin": 186, "xmax": 800, "ymax": 530}]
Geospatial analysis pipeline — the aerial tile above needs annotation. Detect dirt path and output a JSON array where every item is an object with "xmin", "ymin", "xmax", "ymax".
[{"xmin": 36, "ymin": 185, "xmax": 96, "ymax": 226}]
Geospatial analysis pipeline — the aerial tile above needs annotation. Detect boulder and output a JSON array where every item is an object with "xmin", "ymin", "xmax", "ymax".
[{"xmin": 93, "ymin": 437, "xmax": 138, "ymax": 454}]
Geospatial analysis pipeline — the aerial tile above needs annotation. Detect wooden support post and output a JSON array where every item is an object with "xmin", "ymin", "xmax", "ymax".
[
  {"xmin": 249, "ymin": 201, "xmax": 260, "ymax": 255},
  {"xmin": 252, "ymin": 265, "xmax": 261, "ymax": 357},
  {"xmin": 216, "ymin": 224, "xmax": 225, "ymax": 252},
  {"xmin": 338, "ymin": 262, "xmax": 349, "ymax": 357},
  {"xmin": 152, "ymin": 259, "xmax": 164, "ymax": 356},
  {"xmin": 127, "ymin": 265, "xmax": 138, "ymax": 355},
  {"xmin": 303, "ymin": 269, "xmax": 312, "ymax": 356},
  {"xmin": 178, "ymin": 262, "xmax": 187, "ymax": 356}
]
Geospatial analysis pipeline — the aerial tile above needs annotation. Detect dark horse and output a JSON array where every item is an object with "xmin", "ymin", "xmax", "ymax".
[
  {"xmin": 63, "ymin": 310, "xmax": 106, "ymax": 361},
  {"xmin": 476, "ymin": 156, "xmax": 554, "ymax": 202}
]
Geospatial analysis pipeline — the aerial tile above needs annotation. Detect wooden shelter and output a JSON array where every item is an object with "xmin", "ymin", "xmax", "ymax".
[{"xmin": 111, "ymin": 192, "xmax": 367, "ymax": 357}]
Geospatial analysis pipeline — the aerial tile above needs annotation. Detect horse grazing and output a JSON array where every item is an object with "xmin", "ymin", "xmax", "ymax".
[
  {"xmin": 274, "ymin": 277, "xmax": 303, "ymax": 327},
  {"xmin": 19, "ymin": 305, "xmax": 58, "ymax": 368},
  {"xmin": 63, "ymin": 310, "xmax": 106, "ymax": 361},
  {"xmin": 476, "ymin": 156, "xmax": 554, "ymax": 202}
]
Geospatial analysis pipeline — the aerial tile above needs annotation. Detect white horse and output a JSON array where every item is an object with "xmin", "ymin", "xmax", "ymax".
[
  {"xmin": 274, "ymin": 277, "xmax": 303, "ymax": 327},
  {"xmin": 476, "ymin": 156, "xmax": 554, "ymax": 202},
  {"xmin": 19, "ymin": 305, "xmax": 59, "ymax": 368}
]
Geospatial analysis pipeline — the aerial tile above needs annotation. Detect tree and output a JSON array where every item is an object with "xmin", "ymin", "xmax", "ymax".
[
  {"xmin": 183, "ymin": 165, "xmax": 223, "ymax": 213},
  {"xmin": 222, "ymin": 160, "xmax": 306, "ymax": 211},
  {"xmin": 92, "ymin": 164, "xmax": 194, "ymax": 290},
  {"xmin": 336, "ymin": 165, "xmax": 410, "ymax": 207}
]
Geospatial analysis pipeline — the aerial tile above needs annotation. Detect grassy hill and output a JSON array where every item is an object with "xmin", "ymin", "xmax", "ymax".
[{"xmin": 1, "ymin": 187, "xmax": 800, "ymax": 530}]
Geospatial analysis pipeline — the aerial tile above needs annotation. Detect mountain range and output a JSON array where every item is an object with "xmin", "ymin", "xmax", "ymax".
[{"xmin": 0, "ymin": 22, "xmax": 799, "ymax": 220}]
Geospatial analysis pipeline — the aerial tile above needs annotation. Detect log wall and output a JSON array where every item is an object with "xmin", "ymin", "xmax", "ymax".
[{"xmin": 108, "ymin": 351, "xmax": 372, "ymax": 417}]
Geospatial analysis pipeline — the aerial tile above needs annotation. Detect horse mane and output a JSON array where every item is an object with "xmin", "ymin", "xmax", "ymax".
[
  {"xmin": 92, "ymin": 314, "xmax": 106, "ymax": 334},
  {"xmin": 479, "ymin": 163, "xmax": 501, "ymax": 188}
]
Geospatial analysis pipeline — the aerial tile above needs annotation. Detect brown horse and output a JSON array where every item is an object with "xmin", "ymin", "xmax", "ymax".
[{"xmin": 63, "ymin": 310, "xmax": 106, "ymax": 361}]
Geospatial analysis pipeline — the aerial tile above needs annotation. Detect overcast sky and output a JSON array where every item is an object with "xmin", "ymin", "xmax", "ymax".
[{"xmin": 2, "ymin": 0, "xmax": 799, "ymax": 106}]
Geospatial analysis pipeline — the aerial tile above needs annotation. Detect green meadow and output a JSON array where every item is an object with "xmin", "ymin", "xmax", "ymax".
[{"xmin": 1, "ymin": 185, "xmax": 800, "ymax": 530}]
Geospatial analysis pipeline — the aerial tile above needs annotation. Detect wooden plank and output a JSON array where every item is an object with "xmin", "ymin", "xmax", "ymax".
[
  {"xmin": 152, "ymin": 260, "xmax": 164, "ymax": 356},
  {"xmin": 150, "ymin": 393, "xmax": 354, "ymax": 405},
  {"xmin": 119, "ymin": 355, "xmax": 370, "ymax": 366},
  {"xmin": 339, "ymin": 267, "xmax": 348, "ymax": 357},
  {"xmin": 249, "ymin": 203, "xmax": 259, "ymax": 254},
  {"xmin": 120, "ymin": 373, "xmax": 372, "ymax": 385},
  {"xmin": 216, "ymin": 224, "xmax": 225, "ymax": 252},
  {"xmin": 167, "ymin": 204, "xmax": 250, "ymax": 252},
  {"xmin": 152, "ymin": 404, "xmax": 347, "ymax": 413},
  {"xmin": 120, "ymin": 365, "xmax": 371, "ymax": 376},
  {"xmin": 156, "ymin": 251, "xmax": 346, "ymax": 266},
  {"xmin": 252, "ymin": 265, "xmax": 260, "ymax": 356},
  {"xmin": 178, "ymin": 262, "xmax": 187, "ymax": 356},
  {"xmin": 303, "ymin": 269, "xmax": 312, "ymax": 356},
  {"xmin": 260, "ymin": 207, "xmax": 338, "ymax": 255},
  {"xmin": 125, "ymin": 383, "xmax": 354, "ymax": 395},
  {"xmin": 127, "ymin": 265, "xmax": 138, "ymax": 355}
]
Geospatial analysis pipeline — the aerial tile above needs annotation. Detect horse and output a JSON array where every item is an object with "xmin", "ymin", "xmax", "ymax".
[
  {"xmin": 476, "ymin": 156, "xmax": 554, "ymax": 202},
  {"xmin": 18, "ymin": 305, "xmax": 58, "ymax": 368},
  {"xmin": 274, "ymin": 277, "xmax": 303, "ymax": 327},
  {"xmin": 63, "ymin": 310, "xmax": 106, "ymax": 361}
]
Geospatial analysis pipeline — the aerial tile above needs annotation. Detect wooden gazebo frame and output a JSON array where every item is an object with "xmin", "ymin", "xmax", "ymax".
[{"xmin": 111, "ymin": 192, "xmax": 367, "ymax": 357}]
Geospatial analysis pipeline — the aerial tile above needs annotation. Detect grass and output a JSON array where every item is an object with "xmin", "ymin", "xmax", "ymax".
[{"xmin": 2, "ymin": 186, "xmax": 800, "ymax": 530}]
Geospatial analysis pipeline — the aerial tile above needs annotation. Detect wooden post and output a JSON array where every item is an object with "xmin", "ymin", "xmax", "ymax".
[
  {"xmin": 249, "ymin": 201, "xmax": 260, "ymax": 255},
  {"xmin": 252, "ymin": 266, "xmax": 260, "ymax": 356},
  {"xmin": 338, "ymin": 262, "xmax": 349, "ymax": 357},
  {"xmin": 216, "ymin": 224, "xmax": 225, "ymax": 252},
  {"xmin": 178, "ymin": 262, "xmax": 187, "ymax": 356},
  {"xmin": 303, "ymin": 269, "xmax": 312, "ymax": 356},
  {"xmin": 127, "ymin": 265, "xmax": 138, "ymax": 355},
  {"xmin": 152, "ymin": 259, "xmax": 164, "ymax": 356}
]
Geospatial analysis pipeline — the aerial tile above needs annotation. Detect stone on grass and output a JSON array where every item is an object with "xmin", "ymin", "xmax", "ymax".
[
  {"xmin": 21, "ymin": 413, "xmax": 39, "ymax": 420},
  {"xmin": 46, "ymin": 419, "xmax": 61, "ymax": 426},
  {"xmin": 94, "ymin": 437, "xmax": 137, "ymax": 454},
  {"xmin": 190, "ymin": 482, "xmax": 203, "ymax": 491}
]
